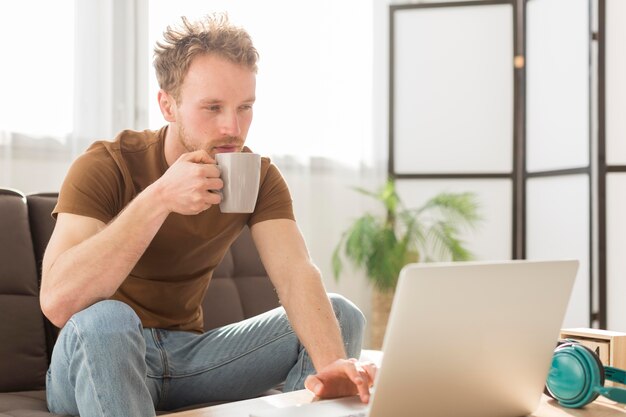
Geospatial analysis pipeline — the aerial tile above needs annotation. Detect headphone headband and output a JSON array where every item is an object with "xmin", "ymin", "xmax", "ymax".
[
  {"xmin": 605, "ymin": 366, "xmax": 626, "ymax": 385},
  {"xmin": 596, "ymin": 386, "xmax": 626, "ymax": 404}
]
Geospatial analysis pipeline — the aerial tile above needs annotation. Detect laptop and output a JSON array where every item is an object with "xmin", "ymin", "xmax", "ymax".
[{"xmin": 250, "ymin": 259, "xmax": 578, "ymax": 417}]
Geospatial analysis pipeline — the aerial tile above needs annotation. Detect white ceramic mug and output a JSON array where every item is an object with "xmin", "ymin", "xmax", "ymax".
[{"xmin": 216, "ymin": 152, "xmax": 261, "ymax": 213}]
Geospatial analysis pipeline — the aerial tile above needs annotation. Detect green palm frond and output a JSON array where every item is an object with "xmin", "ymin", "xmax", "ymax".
[
  {"xmin": 414, "ymin": 192, "xmax": 482, "ymax": 227},
  {"xmin": 333, "ymin": 179, "xmax": 481, "ymax": 291},
  {"xmin": 424, "ymin": 221, "xmax": 472, "ymax": 262},
  {"xmin": 352, "ymin": 179, "xmax": 401, "ymax": 221}
]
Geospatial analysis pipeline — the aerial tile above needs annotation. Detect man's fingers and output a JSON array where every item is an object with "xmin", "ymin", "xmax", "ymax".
[
  {"xmin": 340, "ymin": 360, "xmax": 370, "ymax": 403},
  {"xmin": 304, "ymin": 375, "xmax": 324, "ymax": 396},
  {"xmin": 201, "ymin": 164, "xmax": 221, "ymax": 179},
  {"xmin": 354, "ymin": 366, "xmax": 370, "ymax": 403},
  {"xmin": 347, "ymin": 360, "xmax": 378, "ymax": 402},
  {"xmin": 181, "ymin": 150, "xmax": 214, "ymax": 164},
  {"xmin": 176, "ymin": 152, "xmax": 221, "ymax": 180},
  {"xmin": 359, "ymin": 361, "xmax": 377, "ymax": 387},
  {"xmin": 205, "ymin": 189, "xmax": 221, "ymax": 205},
  {"xmin": 305, "ymin": 359, "xmax": 377, "ymax": 404},
  {"xmin": 204, "ymin": 177, "xmax": 223, "ymax": 192},
  {"xmin": 342, "ymin": 360, "xmax": 372, "ymax": 385}
]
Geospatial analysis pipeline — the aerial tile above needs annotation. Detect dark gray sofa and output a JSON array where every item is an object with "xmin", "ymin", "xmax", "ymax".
[{"xmin": 0, "ymin": 188, "xmax": 282, "ymax": 416}]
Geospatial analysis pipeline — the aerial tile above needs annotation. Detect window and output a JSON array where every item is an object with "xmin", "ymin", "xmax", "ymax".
[
  {"xmin": 0, "ymin": 0, "xmax": 75, "ymax": 140},
  {"xmin": 0, "ymin": 0, "xmax": 76, "ymax": 193}
]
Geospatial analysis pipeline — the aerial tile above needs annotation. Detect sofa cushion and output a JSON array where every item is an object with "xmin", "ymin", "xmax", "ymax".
[
  {"xmin": 0, "ymin": 390, "xmax": 71, "ymax": 417},
  {"xmin": 202, "ymin": 276, "xmax": 247, "ymax": 330},
  {"xmin": 0, "ymin": 296, "xmax": 48, "ymax": 392},
  {"xmin": 25, "ymin": 194, "xmax": 61, "ymax": 359},
  {"xmin": 202, "ymin": 227, "xmax": 280, "ymax": 331},
  {"xmin": 25, "ymin": 194, "xmax": 58, "ymax": 279},
  {"xmin": 0, "ymin": 190, "xmax": 48, "ymax": 393},
  {"xmin": 227, "ymin": 227, "xmax": 280, "ymax": 317}
]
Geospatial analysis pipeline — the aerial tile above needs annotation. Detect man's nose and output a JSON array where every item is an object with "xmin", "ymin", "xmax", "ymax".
[{"xmin": 219, "ymin": 110, "xmax": 241, "ymax": 137}]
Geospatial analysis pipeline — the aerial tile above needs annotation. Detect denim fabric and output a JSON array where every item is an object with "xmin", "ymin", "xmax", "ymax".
[{"xmin": 46, "ymin": 294, "xmax": 365, "ymax": 417}]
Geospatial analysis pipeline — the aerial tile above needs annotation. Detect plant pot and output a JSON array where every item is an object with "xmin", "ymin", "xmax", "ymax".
[{"xmin": 370, "ymin": 287, "xmax": 395, "ymax": 350}]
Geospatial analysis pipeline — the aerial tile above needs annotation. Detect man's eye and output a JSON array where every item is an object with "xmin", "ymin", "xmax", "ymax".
[
  {"xmin": 240, "ymin": 104, "xmax": 253, "ymax": 111},
  {"xmin": 206, "ymin": 105, "xmax": 221, "ymax": 112}
]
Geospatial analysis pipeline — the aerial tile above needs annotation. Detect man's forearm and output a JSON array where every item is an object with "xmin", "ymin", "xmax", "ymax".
[
  {"xmin": 279, "ymin": 264, "xmax": 347, "ymax": 371},
  {"xmin": 41, "ymin": 184, "xmax": 169, "ymax": 327}
]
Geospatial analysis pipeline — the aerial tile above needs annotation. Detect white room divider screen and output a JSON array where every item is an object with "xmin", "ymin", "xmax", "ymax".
[
  {"xmin": 389, "ymin": 0, "xmax": 600, "ymax": 329},
  {"xmin": 525, "ymin": 0, "xmax": 591, "ymax": 329},
  {"xmin": 389, "ymin": 0, "xmax": 515, "ymax": 264},
  {"xmin": 603, "ymin": 0, "xmax": 626, "ymax": 331}
]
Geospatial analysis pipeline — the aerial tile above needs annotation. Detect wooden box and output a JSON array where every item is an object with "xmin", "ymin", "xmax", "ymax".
[{"xmin": 560, "ymin": 328, "xmax": 626, "ymax": 386}]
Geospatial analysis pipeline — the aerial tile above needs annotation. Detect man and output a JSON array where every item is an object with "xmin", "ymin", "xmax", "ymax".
[{"xmin": 40, "ymin": 13, "xmax": 375, "ymax": 417}]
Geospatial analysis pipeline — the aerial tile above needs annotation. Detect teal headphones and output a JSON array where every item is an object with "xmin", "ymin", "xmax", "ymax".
[{"xmin": 545, "ymin": 340, "xmax": 626, "ymax": 408}]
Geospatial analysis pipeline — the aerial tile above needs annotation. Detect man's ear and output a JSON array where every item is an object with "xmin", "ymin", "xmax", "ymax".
[{"xmin": 158, "ymin": 90, "xmax": 177, "ymax": 122}]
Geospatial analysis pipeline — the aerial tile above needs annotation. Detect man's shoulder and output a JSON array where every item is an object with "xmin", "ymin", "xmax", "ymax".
[
  {"xmin": 101, "ymin": 127, "xmax": 165, "ymax": 154},
  {"xmin": 80, "ymin": 127, "xmax": 167, "ymax": 183}
]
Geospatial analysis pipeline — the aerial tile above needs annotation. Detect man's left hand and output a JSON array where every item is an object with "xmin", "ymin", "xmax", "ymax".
[{"xmin": 304, "ymin": 358, "xmax": 377, "ymax": 403}]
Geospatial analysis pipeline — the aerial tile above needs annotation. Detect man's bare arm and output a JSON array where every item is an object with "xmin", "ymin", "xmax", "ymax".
[
  {"xmin": 40, "ymin": 194, "xmax": 168, "ymax": 328},
  {"xmin": 251, "ymin": 219, "xmax": 346, "ymax": 367},
  {"xmin": 251, "ymin": 219, "xmax": 376, "ymax": 402},
  {"xmin": 40, "ymin": 150, "xmax": 221, "ymax": 328}
]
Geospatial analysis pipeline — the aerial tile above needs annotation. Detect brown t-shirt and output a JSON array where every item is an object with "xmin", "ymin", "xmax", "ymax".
[{"xmin": 53, "ymin": 127, "xmax": 295, "ymax": 333}]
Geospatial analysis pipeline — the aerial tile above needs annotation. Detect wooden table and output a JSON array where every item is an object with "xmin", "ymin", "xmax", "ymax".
[
  {"xmin": 169, "ymin": 350, "xmax": 626, "ymax": 417},
  {"xmin": 170, "ymin": 390, "xmax": 626, "ymax": 417}
]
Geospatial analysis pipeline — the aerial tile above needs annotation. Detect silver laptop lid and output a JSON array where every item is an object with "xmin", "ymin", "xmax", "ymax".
[{"xmin": 370, "ymin": 259, "xmax": 578, "ymax": 417}]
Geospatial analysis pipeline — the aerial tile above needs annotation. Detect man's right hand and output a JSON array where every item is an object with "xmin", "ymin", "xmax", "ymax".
[{"xmin": 154, "ymin": 150, "xmax": 223, "ymax": 215}]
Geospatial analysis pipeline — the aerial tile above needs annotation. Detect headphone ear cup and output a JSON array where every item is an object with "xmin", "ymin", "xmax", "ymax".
[
  {"xmin": 544, "ymin": 340, "xmax": 574, "ymax": 399},
  {"xmin": 545, "ymin": 343, "xmax": 605, "ymax": 408}
]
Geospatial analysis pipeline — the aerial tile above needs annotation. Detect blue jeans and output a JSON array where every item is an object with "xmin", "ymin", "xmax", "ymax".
[{"xmin": 46, "ymin": 294, "xmax": 365, "ymax": 417}]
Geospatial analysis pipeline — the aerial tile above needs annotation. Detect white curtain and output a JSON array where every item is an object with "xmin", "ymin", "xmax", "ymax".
[
  {"xmin": 0, "ymin": 0, "xmax": 76, "ymax": 193},
  {"xmin": 0, "ymin": 0, "xmax": 140, "ymax": 193}
]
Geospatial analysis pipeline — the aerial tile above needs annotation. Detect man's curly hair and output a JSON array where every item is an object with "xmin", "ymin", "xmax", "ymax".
[{"xmin": 153, "ymin": 12, "xmax": 259, "ymax": 101}]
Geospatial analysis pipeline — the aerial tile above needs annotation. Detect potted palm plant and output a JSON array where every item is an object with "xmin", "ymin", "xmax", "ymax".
[{"xmin": 332, "ymin": 178, "xmax": 481, "ymax": 348}]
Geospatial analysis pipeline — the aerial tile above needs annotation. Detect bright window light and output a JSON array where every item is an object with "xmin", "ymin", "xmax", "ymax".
[
  {"xmin": 0, "ymin": 0, "xmax": 75, "ymax": 140},
  {"xmin": 147, "ymin": 0, "xmax": 373, "ymax": 167}
]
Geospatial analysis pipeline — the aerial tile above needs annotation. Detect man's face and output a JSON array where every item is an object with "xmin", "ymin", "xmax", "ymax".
[{"xmin": 170, "ymin": 54, "xmax": 256, "ymax": 158}]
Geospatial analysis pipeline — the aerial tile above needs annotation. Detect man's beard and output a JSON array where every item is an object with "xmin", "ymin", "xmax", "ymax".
[
  {"xmin": 178, "ymin": 124, "xmax": 199, "ymax": 152},
  {"xmin": 177, "ymin": 124, "xmax": 241, "ymax": 154}
]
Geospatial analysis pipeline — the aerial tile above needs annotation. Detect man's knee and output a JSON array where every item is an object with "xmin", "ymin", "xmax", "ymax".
[
  {"xmin": 67, "ymin": 300, "xmax": 142, "ymax": 339},
  {"xmin": 48, "ymin": 301, "xmax": 150, "ymax": 415},
  {"xmin": 328, "ymin": 293, "xmax": 365, "ymax": 356}
]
